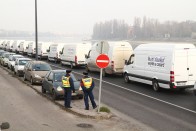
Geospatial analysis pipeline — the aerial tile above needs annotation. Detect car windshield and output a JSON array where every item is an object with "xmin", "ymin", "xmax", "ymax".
[
  {"xmin": 54, "ymin": 72, "xmax": 76, "ymax": 82},
  {"xmin": 19, "ymin": 60, "xmax": 30, "ymax": 65},
  {"xmin": 32, "ymin": 64, "xmax": 51, "ymax": 71}
]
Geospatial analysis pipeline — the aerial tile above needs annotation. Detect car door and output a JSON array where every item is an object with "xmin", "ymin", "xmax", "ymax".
[
  {"xmin": 26, "ymin": 62, "xmax": 32, "ymax": 81},
  {"xmin": 47, "ymin": 72, "xmax": 54, "ymax": 93}
]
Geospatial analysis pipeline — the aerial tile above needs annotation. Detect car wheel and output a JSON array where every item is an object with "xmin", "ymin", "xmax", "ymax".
[
  {"xmin": 41, "ymin": 86, "xmax": 46, "ymax": 94},
  {"xmin": 124, "ymin": 73, "xmax": 130, "ymax": 83},
  {"xmin": 30, "ymin": 77, "xmax": 34, "ymax": 85},
  {"xmin": 24, "ymin": 74, "xmax": 27, "ymax": 81},
  {"xmin": 52, "ymin": 90, "xmax": 57, "ymax": 100},
  {"xmin": 152, "ymin": 80, "xmax": 160, "ymax": 92}
]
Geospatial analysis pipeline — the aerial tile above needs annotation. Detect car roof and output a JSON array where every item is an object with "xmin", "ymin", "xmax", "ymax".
[
  {"xmin": 16, "ymin": 58, "xmax": 31, "ymax": 60},
  {"xmin": 30, "ymin": 60, "xmax": 49, "ymax": 64},
  {"xmin": 51, "ymin": 70, "xmax": 66, "ymax": 73}
]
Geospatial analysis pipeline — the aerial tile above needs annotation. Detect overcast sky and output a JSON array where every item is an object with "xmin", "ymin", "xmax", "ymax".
[{"xmin": 0, "ymin": 0, "xmax": 195, "ymax": 35}]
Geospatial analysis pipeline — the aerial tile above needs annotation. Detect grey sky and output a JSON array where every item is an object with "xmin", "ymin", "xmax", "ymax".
[{"xmin": 0, "ymin": 0, "xmax": 195, "ymax": 35}]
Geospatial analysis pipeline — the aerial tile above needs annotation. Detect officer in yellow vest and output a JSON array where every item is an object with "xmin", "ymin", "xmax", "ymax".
[
  {"xmin": 62, "ymin": 70, "xmax": 75, "ymax": 108},
  {"xmin": 80, "ymin": 72, "xmax": 97, "ymax": 110}
]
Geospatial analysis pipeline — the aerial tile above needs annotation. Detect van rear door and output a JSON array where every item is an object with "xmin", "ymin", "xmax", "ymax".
[
  {"xmin": 187, "ymin": 49, "xmax": 196, "ymax": 85},
  {"xmin": 174, "ymin": 50, "xmax": 189, "ymax": 86}
]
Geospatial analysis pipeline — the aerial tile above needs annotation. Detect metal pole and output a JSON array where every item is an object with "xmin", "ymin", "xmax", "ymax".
[
  {"xmin": 35, "ymin": 0, "xmax": 38, "ymax": 60},
  {"xmin": 98, "ymin": 68, "xmax": 103, "ymax": 113}
]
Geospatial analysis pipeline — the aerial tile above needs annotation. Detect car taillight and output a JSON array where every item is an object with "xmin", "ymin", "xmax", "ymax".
[
  {"xmin": 111, "ymin": 61, "xmax": 114, "ymax": 70},
  {"xmin": 170, "ymin": 71, "xmax": 175, "ymax": 83},
  {"xmin": 75, "ymin": 56, "xmax": 77, "ymax": 65}
]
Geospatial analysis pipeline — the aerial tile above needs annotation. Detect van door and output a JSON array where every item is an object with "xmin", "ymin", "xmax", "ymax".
[
  {"xmin": 187, "ymin": 49, "xmax": 196, "ymax": 85},
  {"xmin": 174, "ymin": 50, "xmax": 189, "ymax": 86}
]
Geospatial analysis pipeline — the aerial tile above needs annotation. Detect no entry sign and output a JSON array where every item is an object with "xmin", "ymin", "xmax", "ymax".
[{"xmin": 96, "ymin": 54, "xmax": 109, "ymax": 68}]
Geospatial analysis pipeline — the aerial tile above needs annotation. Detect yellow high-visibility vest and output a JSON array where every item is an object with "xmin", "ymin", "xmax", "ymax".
[
  {"xmin": 62, "ymin": 76, "xmax": 70, "ymax": 88},
  {"xmin": 82, "ymin": 78, "xmax": 92, "ymax": 89}
]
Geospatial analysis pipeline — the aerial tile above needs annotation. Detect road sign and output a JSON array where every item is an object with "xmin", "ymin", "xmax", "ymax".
[
  {"xmin": 96, "ymin": 54, "xmax": 109, "ymax": 68},
  {"xmin": 96, "ymin": 41, "xmax": 109, "ymax": 54}
]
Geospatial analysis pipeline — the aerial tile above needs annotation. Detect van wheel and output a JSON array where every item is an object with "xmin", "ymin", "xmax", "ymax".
[
  {"xmin": 124, "ymin": 73, "xmax": 130, "ymax": 83},
  {"xmin": 102, "ymin": 70, "xmax": 107, "ymax": 77},
  {"xmin": 152, "ymin": 80, "xmax": 160, "ymax": 92}
]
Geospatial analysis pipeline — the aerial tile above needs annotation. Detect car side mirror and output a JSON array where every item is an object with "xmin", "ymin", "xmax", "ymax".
[{"xmin": 125, "ymin": 60, "xmax": 128, "ymax": 65}]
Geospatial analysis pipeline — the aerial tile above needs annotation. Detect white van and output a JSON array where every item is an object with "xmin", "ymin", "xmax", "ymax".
[
  {"xmin": 1, "ymin": 40, "xmax": 7, "ymax": 50},
  {"xmin": 48, "ymin": 43, "xmax": 65, "ymax": 63},
  {"xmin": 27, "ymin": 42, "xmax": 36, "ymax": 57},
  {"xmin": 18, "ymin": 41, "xmax": 29, "ymax": 55},
  {"xmin": 85, "ymin": 41, "xmax": 133, "ymax": 76},
  {"xmin": 60, "ymin": 42, "xmax": 91, "ymax": 68},
  {"xmin": 123, "ymin": 43, "xmax": 196, "ymax": 91},
  {"xmin": 38, "ymin": 42, "xmax": 52, "ymax": 59},
  {"xmin": 5, "ymin": 40, "xmax": 14, "ymax": 51},
  {"xmin": 12, "ymin": 40, "xmax": 25, "ymax": 53}
]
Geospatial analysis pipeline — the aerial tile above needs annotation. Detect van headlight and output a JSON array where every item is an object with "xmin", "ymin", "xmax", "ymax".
[
  {"xmin": 34, "ymin": 74, "xmax": 41, "ymax": 78},
  {"xmin": 57, "ymin": 86, "xmax": 63, "ymax": 91}
]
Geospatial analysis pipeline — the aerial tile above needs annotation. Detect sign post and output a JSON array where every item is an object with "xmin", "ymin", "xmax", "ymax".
[{"xmin": 96, "ymin": 54, "xmax": 109, "ymax": 113}]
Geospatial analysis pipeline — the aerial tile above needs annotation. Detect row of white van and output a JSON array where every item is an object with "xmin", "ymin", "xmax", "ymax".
[{"xmin": 1, "ymin": 39, "xmax": 196, "ymax": 92}]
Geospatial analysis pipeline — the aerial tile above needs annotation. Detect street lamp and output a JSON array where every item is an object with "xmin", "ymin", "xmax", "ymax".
[{"xmin": 35, "ymin": 0, "xmax": 38, "ymax": 60}]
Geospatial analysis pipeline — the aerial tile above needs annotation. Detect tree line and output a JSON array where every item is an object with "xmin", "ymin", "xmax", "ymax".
[{"xmin": 92, "ymin": 17, "xmax": 196, "ymax": 40}]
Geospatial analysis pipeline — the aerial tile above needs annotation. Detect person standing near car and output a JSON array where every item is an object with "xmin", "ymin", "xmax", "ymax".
[
  {"xmin": 80, "ymin": 72, "xmax": 97, "ymax": 110},
  {"xmin": 62, "ymin": 70, "xmax": 75, "ymax": 108}
]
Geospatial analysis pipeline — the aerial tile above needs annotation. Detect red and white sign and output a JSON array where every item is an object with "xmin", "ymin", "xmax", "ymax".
[{"xmin": 96, "ymin": 54, "xmax": 110, "ymax": 68}]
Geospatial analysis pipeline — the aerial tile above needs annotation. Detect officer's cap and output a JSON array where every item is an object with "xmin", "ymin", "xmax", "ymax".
[
  {"xmin": 83, "ymin": 72, "xmax": 88, "ymax": 76},
  {"xmin": 66, "ymin": 70, "xmax": 72, "ymax": 73}
]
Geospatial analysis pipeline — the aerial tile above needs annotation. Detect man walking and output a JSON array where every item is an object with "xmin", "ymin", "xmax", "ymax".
[
  {"xmin": 80, "ymin": 72, "xmax": 97, "ymax": 110},
  {"xmin": 62, "ymin": 70, "xmax": 75, "ymax": 108}
]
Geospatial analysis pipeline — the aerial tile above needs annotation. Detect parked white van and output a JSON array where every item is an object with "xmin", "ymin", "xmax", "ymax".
[
  {"xmin": 48, "ymin": 43, "xmax": 65, "ymax": 63},
  {"xmin": 27, "ymin": 42, "xmax": 36, "ymax": 57},
  {"xmin": 123, "ymin": 43, "xmax": 196, "ymax": 91},
  {"xmin": 18, "ymin": 41, "xmax": 29, "ymax": 55},
  {"xmin": 38, "ymin": 42, "xmax": 52, "ymax": 60},
  {"xmin": 5, "ymin": 40, "xmax": 14, "ymax": 51},
  {"xmin": 12, "ymin": 40, "xmax": 25, "ymax": 53},
  {"xmin": 60, "ymin": 42, "xmax": 91, "ymax": 68},
  {"xmin": 85, "ymin": 41, "xmax": 133, "ymax": 76}
]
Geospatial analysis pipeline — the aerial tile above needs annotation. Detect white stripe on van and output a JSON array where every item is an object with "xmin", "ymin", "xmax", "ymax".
[{"xmin": 96, "ymin": 60, "xmax": 109, "ymax": 63}]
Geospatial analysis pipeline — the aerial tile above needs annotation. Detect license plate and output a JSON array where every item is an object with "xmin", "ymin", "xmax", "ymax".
[{"xmin": 177, "ymin": 82, "xmax": 186, "ymax": 86}]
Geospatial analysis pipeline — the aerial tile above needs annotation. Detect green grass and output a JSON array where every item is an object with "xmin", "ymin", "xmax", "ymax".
[{"xmin": 99, "ymin": 106, "xmax": 110, "ymax": 113}]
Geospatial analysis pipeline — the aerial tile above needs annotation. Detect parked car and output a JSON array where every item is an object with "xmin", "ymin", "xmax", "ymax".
[
  {"xmin": 23, "ymin": 61, "xmax": 52, "ymax": 85},
  {"xmin": 123, "ymin": 43, "xmax": 196, "ymax": 91},
  {"xmin": 7, "ymin": 54, "xmax": 24, "ymax": 71},
  {"xmin": 14, "ymin": 58, "xmax": 31, "ymax": 76},
  {"xmin": 0, "ymin": 51, "xmax": 8, "ymax": 65},
  {"xmin": 1, "ymin": 52, "xmax": 16, "ymax": 66},
  {"xmin": 42, "ymin": 70, "xmax": 83, "ymax": 100}
]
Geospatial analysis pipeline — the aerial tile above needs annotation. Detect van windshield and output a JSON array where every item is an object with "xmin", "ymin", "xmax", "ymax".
[{"xmin": 32, "ymin": 64, "xmax": 52, "ymax": 71}]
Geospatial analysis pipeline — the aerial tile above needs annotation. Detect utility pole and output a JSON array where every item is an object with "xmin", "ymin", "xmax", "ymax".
[{"xmin": 35, "ymin": 0, "xmax": 38, "ymax": 60}]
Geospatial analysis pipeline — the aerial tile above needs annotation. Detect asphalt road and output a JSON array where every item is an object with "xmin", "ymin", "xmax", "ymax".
[
  {"xmin": 46, "ymin": 61, "xmax": 196, "ymax": 131},
  {"xmin": 0, "ymin": 67, "xmax": 147, "ymax": 131}
]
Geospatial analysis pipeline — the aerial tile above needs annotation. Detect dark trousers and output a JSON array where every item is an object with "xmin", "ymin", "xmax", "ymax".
[
  {"xmin": 84, "ymin": 90, "xmax": 96, "ymax": 109},
  {"xmin": 64, "ymin": 88, "xmax": 71, "ymax": 107}
]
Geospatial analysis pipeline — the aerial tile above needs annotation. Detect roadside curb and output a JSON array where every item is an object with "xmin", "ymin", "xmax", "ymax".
[{"xmin": 1, "ymin": 65, "xmax": 113, "ymax": 120}]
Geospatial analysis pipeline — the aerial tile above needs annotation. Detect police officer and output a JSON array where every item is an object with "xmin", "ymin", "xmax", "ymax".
[
  {"xmin": 80, "ymin": 72, "xmax": 97, "ymax": 110},
  {"xmin": 62, "ymin": 70, "xmax": 75, "ymax": 108}
]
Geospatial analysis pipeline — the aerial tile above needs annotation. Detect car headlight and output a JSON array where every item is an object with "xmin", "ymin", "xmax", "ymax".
[
  {"xmin": 34, "ymin": 74, "xmax": 41, "ymax": 78},
  {"xmin": 57, "ymin": 86, "xmax": 63, "ymax": 91}
]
